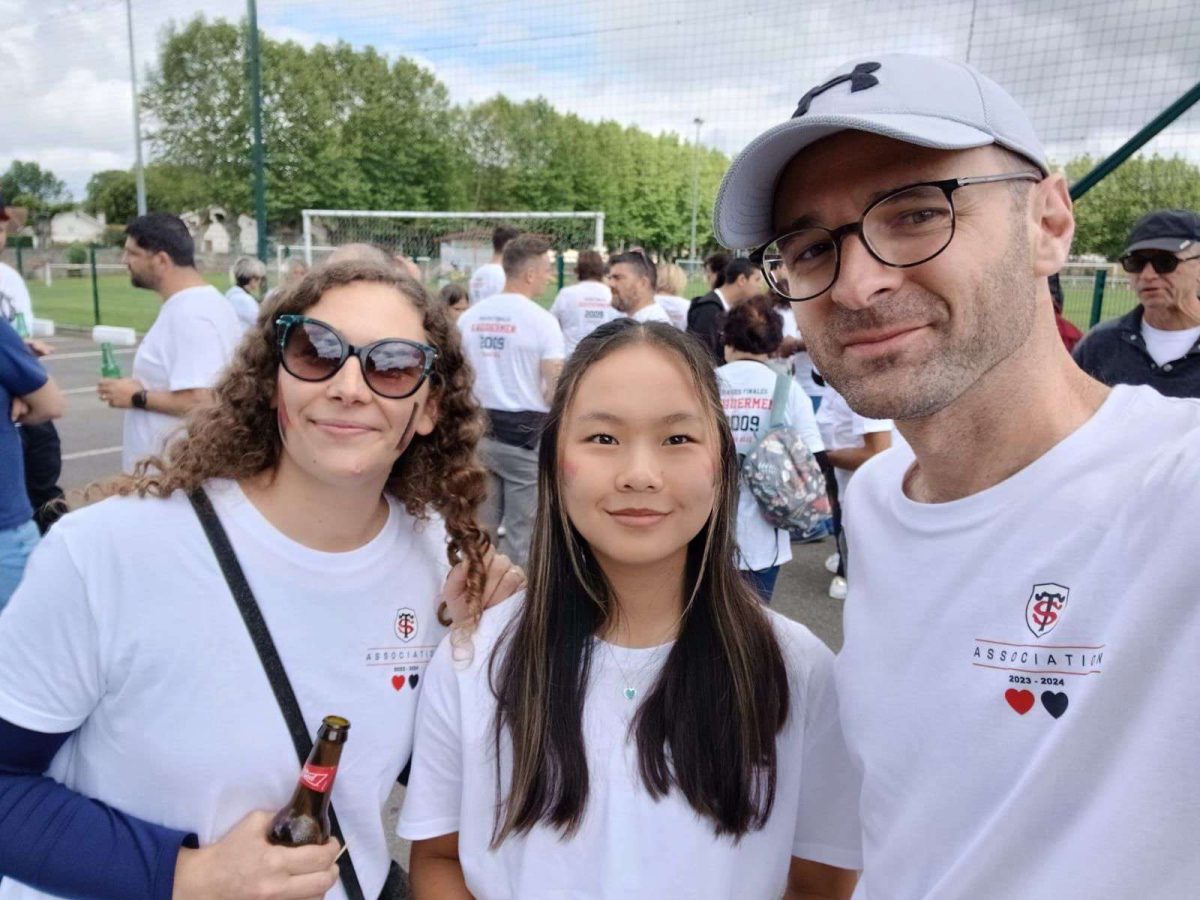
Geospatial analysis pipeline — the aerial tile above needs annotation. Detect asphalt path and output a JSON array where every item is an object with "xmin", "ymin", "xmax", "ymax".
[{"xmin": 37, "ymin": 330, "xmax": 847, "ymax": 884}]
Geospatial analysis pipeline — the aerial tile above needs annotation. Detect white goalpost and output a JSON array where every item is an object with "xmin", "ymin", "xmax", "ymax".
[{"xmin": 299, "ymin": 210, "xmax": 606, "ymax": 276}]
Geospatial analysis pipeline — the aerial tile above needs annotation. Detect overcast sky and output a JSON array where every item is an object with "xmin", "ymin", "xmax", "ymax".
[{"xmin": 2, "ymin": 0, "xmax": 1197, "ymax": 200}]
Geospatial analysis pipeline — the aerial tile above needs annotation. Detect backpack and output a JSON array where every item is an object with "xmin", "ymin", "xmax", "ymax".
[{"xmin": 740, "ymin": 373, "xmax": 830, "ymax": 533}]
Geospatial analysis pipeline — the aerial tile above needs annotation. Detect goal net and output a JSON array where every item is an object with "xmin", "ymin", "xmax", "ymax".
[{"xmin": 299, "ymin": 210, "xmax": 606, "ymax": 287}]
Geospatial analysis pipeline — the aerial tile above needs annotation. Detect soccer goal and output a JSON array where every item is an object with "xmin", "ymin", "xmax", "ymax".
[{"xmin": 299, "ymin": 210, "xmax": 606, "ymax": 279}]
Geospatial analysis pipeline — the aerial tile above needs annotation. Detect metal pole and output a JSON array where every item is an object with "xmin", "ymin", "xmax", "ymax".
[
  {"xmin": 125, "ymin": 0, "xmax": 147, "ymax": 216},
  {"xmin": 1070, "ymin": 80, "xmax": 1200, "ymax": 202},
  {"xmin": 246, "ymin": 0, "xmax": 268, "ymax": 262},
  {"xmin": 90, "ymin": 245, "xmax": 102, "ymax": 325},
  {"xmin": 1088, "ymin": 268, "xmax": 1108, "ymax": 329},
  {"xmin": 688, "ymin": 118, "xmax": 704, "ymax": 263}
]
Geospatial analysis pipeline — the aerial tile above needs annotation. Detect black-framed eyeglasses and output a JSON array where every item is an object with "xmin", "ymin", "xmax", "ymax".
[
  {"xmin": 1119, "ymin": 252, "xmax": 1200, "ymax": 275},
  {"xmin": 751, "ymin": 172, "xmax": 1042, "ymax": 302},
  {"xmin": 275, "ymin": 315, "xmax": 438, "ymax": 399}
]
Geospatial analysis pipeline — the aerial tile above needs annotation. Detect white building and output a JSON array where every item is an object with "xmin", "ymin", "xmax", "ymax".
[
  {"xmin": 238, "ymin": 214, "xmax": 258, "ymax": 254},
  {"xmin": 50, "ymin": 210, "xmax": 106, "ymax": 245}
]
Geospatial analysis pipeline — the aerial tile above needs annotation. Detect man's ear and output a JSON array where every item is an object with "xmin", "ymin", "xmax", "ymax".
[{"xmin": 1030, "ymin": 173, "xmax": 1074, "ymax": 278}]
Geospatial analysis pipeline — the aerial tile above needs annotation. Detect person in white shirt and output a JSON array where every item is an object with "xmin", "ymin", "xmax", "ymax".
[
  {"xmin": 607, "ymin": 250, "xmax": 672, "ymax": 325},
  {"xmin": 814, "ymin": 388, "xmax": 893, "ymax": 600},
  {"xmin": 97, "ymin": 214, "xmax": 244, "ymax": 473},
  {"xmin": 0, "ymin": 259, "xmax": 525, "ymax": 900},
  {"xmin": 714, "ymin": 52, "xmax": 1200, "ymax": 896},
  {"xmin": 458, "ymin": 234, "xmax": 565, "ymax": 566},
  {"xmin": 468, "ymin": 225, "xmax": 519, "ymax": 306},
  {"xmin": 225, "ymin": 256, "xmax": 266, "ymax": 329},
  {"xmin": 653, "ymin": 261, "xmax": 691, "ymax": 330},
  {"xmin": 718, "ymin": 295, "xmax": 826, "ymax": 603},
  {"xmin": 549, "ymin": 249, "xmax": 618, "ymax": 354},
  {"xmin": 264, "ymin": 255, "xmax": 307, "ymax": 306},
  {"xmin": 400, "ymin": 318, "xmax": 861, "ymax": 899}
]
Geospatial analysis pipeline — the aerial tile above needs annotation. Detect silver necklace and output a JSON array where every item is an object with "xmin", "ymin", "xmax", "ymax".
[{"xmin": 602, "ymin": 638, "xmax": 671, "ymax": 701}]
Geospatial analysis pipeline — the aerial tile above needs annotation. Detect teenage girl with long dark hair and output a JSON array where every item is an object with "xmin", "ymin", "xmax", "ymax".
[{"xmin": 399, "ymin": 319, "xmax": 861, "ymax": 898}]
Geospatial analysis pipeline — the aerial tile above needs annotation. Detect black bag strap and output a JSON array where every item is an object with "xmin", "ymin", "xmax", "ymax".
[{"xmin": 188, "ymin": 488, "xmax": 367, "ymax": 900}]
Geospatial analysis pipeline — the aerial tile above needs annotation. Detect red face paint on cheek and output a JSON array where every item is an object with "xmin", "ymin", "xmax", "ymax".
[{"xmin": 561, "ymin": 459, "xmax": 579, "ymax": 484}]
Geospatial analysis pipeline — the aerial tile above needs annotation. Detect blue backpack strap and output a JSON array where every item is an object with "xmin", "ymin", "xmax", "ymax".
[{"xmin": 768, "ymin": 371, "xmax": 792, "ymax": 430}]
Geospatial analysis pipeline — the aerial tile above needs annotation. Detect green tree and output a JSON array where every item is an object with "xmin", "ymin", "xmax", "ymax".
[
  {"xmin": 85, "ymin": 164, "xmax": 212, "ymax": 223},
  {"xmin": 1, "ymin": 160, "xmax": 70, "ymax": 213},
  {"xmin": 1068, "ymin": 155, "xmax": 1200, "ymax": 258}
]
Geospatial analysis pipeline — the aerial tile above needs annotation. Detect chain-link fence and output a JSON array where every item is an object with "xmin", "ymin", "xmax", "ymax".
[{"xmin": 1, "ymin": 0, "xmax": 1197, "ymax": 330}]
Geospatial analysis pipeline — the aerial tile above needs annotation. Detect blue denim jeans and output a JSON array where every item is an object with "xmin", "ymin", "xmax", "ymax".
[
  {"xmin": 742, "ymin": 565, "xmax": 781, "ymax": 604},
  {"xmin": 0, "ymin": 519, "xmax": 39, "ymax": 613}
]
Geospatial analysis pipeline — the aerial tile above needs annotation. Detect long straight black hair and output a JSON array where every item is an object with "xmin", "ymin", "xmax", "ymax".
[{"xmin": 488, "ymin": 319, "xmax": 790, "ymax": 845}]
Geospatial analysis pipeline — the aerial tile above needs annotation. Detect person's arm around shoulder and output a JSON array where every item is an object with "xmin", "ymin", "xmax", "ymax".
[
  {"xmin": 410, "ymin": 832, "xmax": 471, "ymax": 900},
  {"xmin": 785, "ymin": 858, "xmax": 857, "ymax": 899}
]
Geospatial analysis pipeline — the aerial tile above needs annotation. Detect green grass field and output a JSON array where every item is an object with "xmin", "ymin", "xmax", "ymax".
[{"xmin": 24, "ymin": 271, "xmax": 1135, "ymax": 335}]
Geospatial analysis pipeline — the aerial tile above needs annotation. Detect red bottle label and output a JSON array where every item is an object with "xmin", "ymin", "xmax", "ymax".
[{"xmin": 299, "ymin": 763, "xmax": 337, "ymax": 793}]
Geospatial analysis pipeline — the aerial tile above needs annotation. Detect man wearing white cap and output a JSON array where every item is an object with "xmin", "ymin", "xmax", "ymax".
[{"xmin": 714, "ymin": 54, "xmax": 1200, "ymax": 896}]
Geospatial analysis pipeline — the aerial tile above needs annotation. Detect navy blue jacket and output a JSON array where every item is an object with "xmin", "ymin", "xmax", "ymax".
[{"xmin": 1073, "ymin": 306, "xmax": 1200, "ymax": 399}]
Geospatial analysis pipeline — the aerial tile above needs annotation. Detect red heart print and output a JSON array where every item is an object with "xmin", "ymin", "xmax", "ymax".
[
  {"xmin": 1005, "ymin": 688, "xmax": 1034, "ymax": 714},
  {"xmin": 391, "ymin": 675, "xmax": 406, "ymax": 691}
]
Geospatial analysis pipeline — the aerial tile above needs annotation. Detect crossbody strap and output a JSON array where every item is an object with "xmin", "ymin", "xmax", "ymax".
[
  {"xmin": 768, "ymin": 370, "xmax": 792, "ymax": 430},
  {"xmin": 188, "ymin": 488, "xmax": 367, "ymax": 900}
]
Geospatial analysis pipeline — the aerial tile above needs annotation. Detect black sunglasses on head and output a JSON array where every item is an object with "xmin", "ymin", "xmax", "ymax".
[
  {"xmin": 1119, "ymin": 252, "xmax": 1200, "ymax": 275},
  {"xmin": 275, "ymin": 315, "xmax": 437, "ymax": 400}
]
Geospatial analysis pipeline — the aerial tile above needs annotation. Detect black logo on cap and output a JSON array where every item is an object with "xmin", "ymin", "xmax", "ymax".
[{"xmin": 793, "ymin": 62, "xmax": 881, "ymax": 118}]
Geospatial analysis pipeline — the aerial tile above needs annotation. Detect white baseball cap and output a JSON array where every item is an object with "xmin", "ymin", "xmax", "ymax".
[{"xmin": 713, "ymin": 53, "xmax": 1049, "ymax": 250}]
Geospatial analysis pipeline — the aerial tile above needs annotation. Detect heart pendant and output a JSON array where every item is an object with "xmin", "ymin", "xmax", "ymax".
[{"xmin": 623, "ymin": 687, "xmax": 637, "ymax": 701}]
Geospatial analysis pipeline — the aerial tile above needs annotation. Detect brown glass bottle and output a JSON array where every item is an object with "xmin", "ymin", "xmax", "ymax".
[{"xmin": 268, "ymin": 715, "xmax": 350, "ymax": 846}]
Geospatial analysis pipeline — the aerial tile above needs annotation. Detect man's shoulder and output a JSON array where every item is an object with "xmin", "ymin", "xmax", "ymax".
[{"xmin": 1076, "ymin": 308, "xmax": 1139, "ymax": 351}]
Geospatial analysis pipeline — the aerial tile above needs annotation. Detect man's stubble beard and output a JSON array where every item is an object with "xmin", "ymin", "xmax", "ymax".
[{"xmin": 807, "ymin": 221, "xmax": 1037, "ymax": 421}]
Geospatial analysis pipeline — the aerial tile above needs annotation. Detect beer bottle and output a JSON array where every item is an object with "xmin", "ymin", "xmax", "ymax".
[
  {"xmin": 99, "ymin": 342, "xmax": 122, "ymax": 379},
  {"xmin": 268, "ymin": 715, "xmax": 350, "ymax": 847}
]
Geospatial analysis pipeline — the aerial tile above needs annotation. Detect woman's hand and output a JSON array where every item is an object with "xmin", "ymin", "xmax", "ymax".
[
  {"xmin": 441, "ymin": 549, "xmax": 526, "ymax": 624},
  {"xmin": 172, "ymin": 810, "xmax": 341, "ymax": 900}
]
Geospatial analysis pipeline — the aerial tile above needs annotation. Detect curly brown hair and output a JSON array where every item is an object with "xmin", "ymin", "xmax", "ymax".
[{"xmin": 104, "ymin": 259, "xmax": 493, "ymax": 626}]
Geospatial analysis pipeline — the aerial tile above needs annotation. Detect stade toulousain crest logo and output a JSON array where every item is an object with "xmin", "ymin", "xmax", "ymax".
[
  {"xmin": 1025, "ymin": 583, "xmax": 1070, "ymax": 639},
  {"xmin": 394, "ymin": 608, "xmax": 418, "ymax": 643}
]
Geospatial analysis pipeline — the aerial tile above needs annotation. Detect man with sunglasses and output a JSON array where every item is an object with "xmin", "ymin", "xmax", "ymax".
[
  {"xmin": 714, "ymin": 53, "xmax": 1200, "ymax": 896},
  {"xmin": 1073, "ymin": 209, "xmax": 1200, "ymax": 397}
]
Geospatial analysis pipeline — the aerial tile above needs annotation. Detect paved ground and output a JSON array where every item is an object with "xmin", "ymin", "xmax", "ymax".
[{"xmin": 38, "ymin": 330, "xmax": 846, "ymax": 881}]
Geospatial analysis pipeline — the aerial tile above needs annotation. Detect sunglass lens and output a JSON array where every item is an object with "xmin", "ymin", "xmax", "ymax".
[
  {"xmin": 284, "ymin": 321, "xmax": 343, "ymax": 381},
  {"xmin": 364, "ymin": 342, "xmax": 428, "ymax": 398},
  {"xmin": 1123, "ymin": 254, "xmax": 1178, "ymax": 275}
]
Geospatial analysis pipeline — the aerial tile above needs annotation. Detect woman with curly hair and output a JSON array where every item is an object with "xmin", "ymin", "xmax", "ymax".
[{"xmin": 0, "ymin": 260, "xmax": 523, "ymax": 900}]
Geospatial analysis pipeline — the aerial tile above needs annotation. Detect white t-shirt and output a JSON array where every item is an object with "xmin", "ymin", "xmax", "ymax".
[
  {"xmin": 836, "ymin": 385, "xmax": 1200, "ymax": 899},
  {"xmin": 550, "ymin": 280, "xmax": 618, "ymax": 355},
  {"xmin": 468, "ymin": 263, "xmax": 506, "ymax": 306},
  {"xmin": 0, "ymin": 262, "xmax": 33, "ymax": 329},
  {"xmin": 0, "ymin": 479, "xmax": 451, "ymax": 900},
  {"xmin": 718, "ymin": 360, "xmax": 826, "ymax": 572},
  {"xmin": 224, "ymin": 285, "xmax": 260, "ymax": 329},
  {"xmin": 654, "ymin": 293, "xmax": 689, "ymax": 330},
  {"xmin": 458, "ymin": 293, "xmax": 565, "ymax": 413},
  {"xmin": 815, "ymin": 389, "xmax": 893, "ymax": 499},
  {"xmin": 630, "ymin": 301, "xmax": 672, "ymax": 325},
  {"xmin": 1140, "ymin": 320, "xmax": 1200, "ymax": 367},
  {"xmin": 124, "ymin": 285, "xmax": 243, "ymax": 472},
  {"xmin": 398, "ymin": 594, "xmax": 862, "ymax": 899}
]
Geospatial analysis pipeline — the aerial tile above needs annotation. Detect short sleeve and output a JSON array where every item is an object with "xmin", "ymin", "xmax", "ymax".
[
  {"xmin": 539, "ymin": 312, "xmax": 565, "ymax": 362},
  {"xmin": 395, "ymin": 636, "xmax": 464, "ymax": 840},
  {"xmin": 853, "ymin": 413, "xmax": 893, "ymax": 437},
  {"xmin": 0, "ymin": 529, "xmax": 104, "ymax": 733},
  {"xmin": 0, "ymin": 319, "xmax": 48, "ymax": 397},
  {"xmin": 792, "ymin": 643, "xmax": 863, "ymax": 870},
  {"xmin": 787, "ymin": 388, "xmax": 825, "ymax": 454},
  {"xmin": 165, "ymin": 318, "xmax": 234, "ymax": 392}
]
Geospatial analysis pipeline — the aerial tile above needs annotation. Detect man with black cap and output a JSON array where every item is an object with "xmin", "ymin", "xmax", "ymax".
[
  {"xmin": 1073, "ymin": 209, "xmax": 1200, "ymax": 397},
  {"xmin": 714, "ymin": 53, "xmax": 1200, "ymax": 896}
]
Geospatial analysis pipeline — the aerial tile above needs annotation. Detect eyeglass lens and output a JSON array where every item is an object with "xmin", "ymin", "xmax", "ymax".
[
  {"xmin": 764, "ymin": 184, "xmax": 956, "ymax": 300},
  {"xmin": 281, "ymin": 320, "xmax": 430, "ymax": 398}
]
